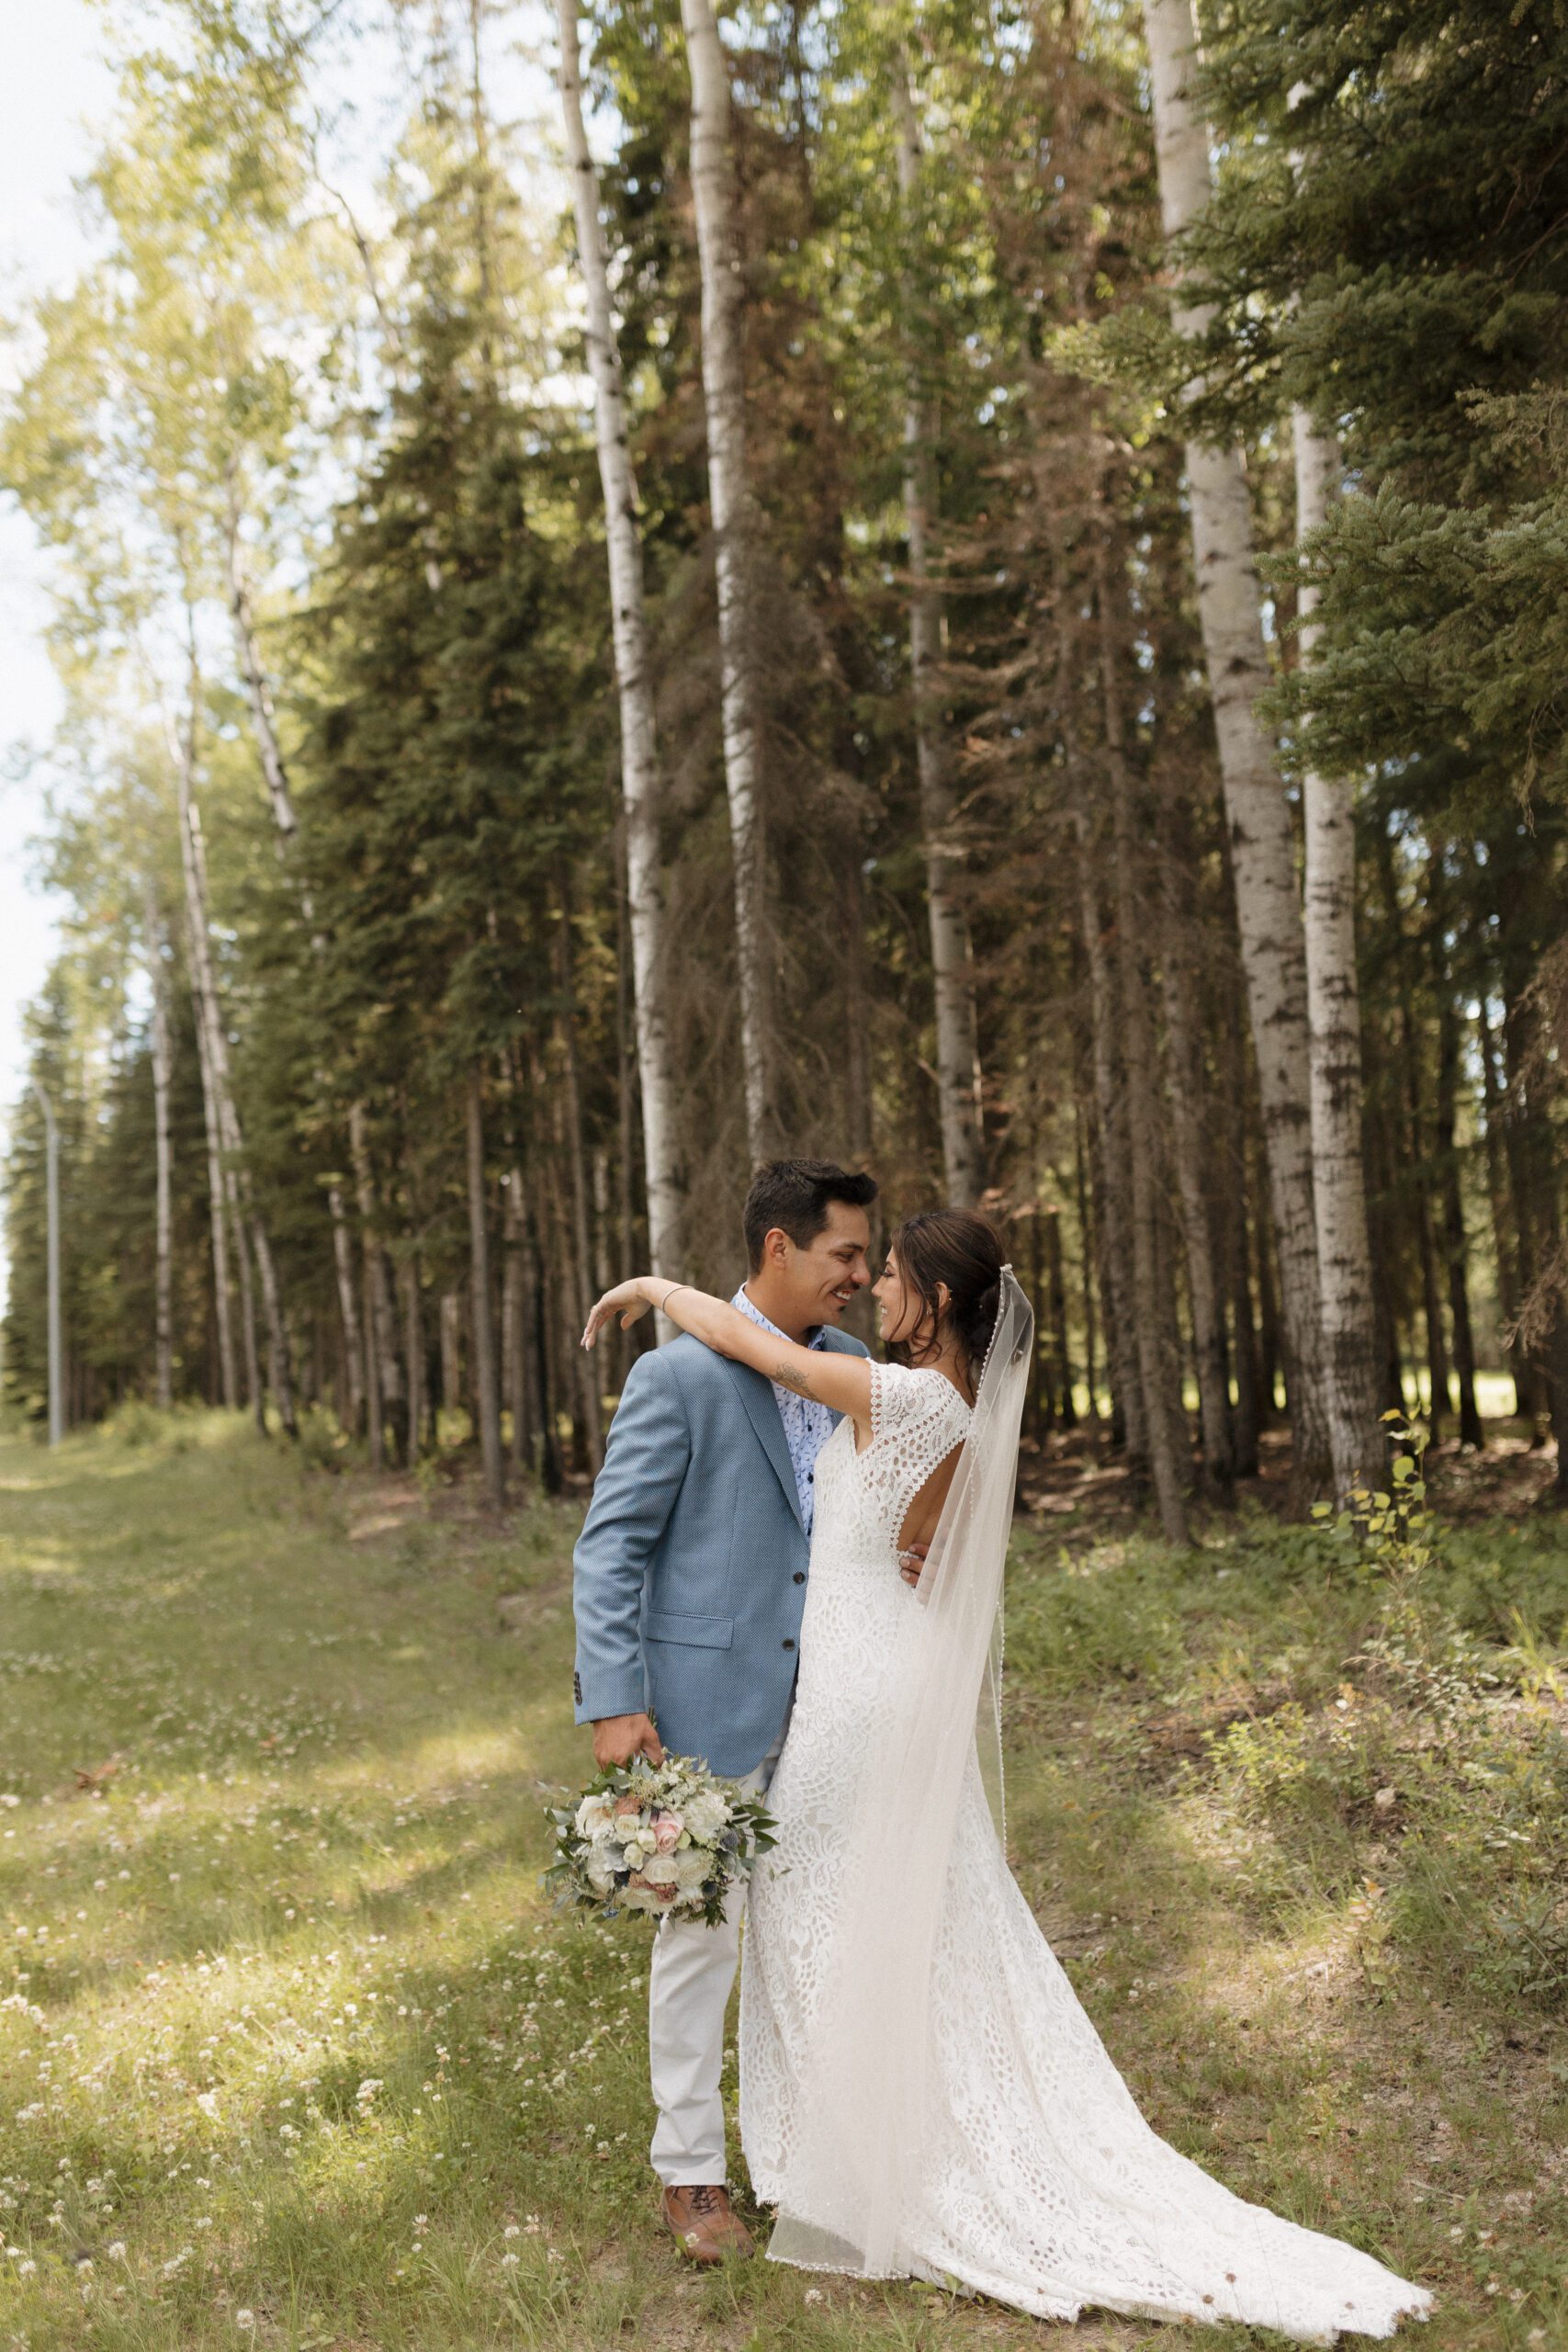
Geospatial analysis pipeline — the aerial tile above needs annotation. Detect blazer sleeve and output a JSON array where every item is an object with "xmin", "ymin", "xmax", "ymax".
[{"xmin": 571, "ymin": 1347, "xmax": 693, "ymax": 1724}]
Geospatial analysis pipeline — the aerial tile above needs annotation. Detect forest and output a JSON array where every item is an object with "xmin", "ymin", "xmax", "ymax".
[{"xmin": 4, "ymin": 0, "xmax": 1566, "ymax": 1533}]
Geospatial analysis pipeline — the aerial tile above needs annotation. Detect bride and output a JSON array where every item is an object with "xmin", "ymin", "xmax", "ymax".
[{"xmin": 581, "ymin": 1208, "xmax": 1431, "ymax": 2342}]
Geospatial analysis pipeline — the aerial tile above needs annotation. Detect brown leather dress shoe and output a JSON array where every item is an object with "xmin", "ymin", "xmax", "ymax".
[{"xmin": 661, "ymin": 2182, "xmax": 753, "ymax": 2263}]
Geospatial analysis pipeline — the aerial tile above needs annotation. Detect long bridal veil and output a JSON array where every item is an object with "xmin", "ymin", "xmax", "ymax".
[{"xmin": 768, "ymin": 1269, "xmax": 1034, "ymax": 2279}]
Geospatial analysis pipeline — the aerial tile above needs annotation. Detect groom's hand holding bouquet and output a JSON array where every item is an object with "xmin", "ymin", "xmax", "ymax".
[
  {"xmin": 592, "ymin": 1710, "xmax": 663, "ymax": 1770},
  {"xmin": 545, "ymin": 1748, "xmax": 778, "ymax": 1927}
]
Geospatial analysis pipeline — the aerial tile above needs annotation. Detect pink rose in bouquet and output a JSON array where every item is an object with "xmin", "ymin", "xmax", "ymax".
[{"xmin": 546, "ymin": 1755, "xmax": 778, "ymax": 1928}]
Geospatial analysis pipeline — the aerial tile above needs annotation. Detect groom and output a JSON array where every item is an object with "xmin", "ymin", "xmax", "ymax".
[{"xmin": 571, "ymin": 1158, "xmax": 876, "ymax": 2260}]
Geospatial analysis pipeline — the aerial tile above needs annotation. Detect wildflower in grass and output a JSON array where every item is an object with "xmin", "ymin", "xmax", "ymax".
[
  {"xmin": 106, "ymin": 2242, "xmax": 126, "ymax": 2260},
  {"xmin": 235, "ymin": 2312, "xmax": 254, "ymax": 2331},
  {"xmin": 502, "ymin": 2222, "xmax": 520, "ymax": 2238},
  {"xmin": 501, "ymin": 2251, "xmax": 519, "ymax": 2267}
]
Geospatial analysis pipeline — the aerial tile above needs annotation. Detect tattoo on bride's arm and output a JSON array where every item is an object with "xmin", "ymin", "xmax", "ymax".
[{"xmin": 772, "ymin": 1358, "xmax": 819, "ymax": 1400}]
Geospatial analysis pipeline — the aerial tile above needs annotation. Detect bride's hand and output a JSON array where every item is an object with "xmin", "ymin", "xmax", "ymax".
[{"xmin": 581, "ymin": 1277, "xmax": 655, "ymax": 1351}]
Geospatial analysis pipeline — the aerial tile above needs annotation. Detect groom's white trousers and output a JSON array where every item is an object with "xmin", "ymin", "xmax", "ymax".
[{"xmin": 648, "ymin": 1718, "xmax": 787, "ymax": 2186}]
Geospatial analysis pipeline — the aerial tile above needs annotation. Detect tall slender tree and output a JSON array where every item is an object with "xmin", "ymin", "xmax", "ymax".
[
  {"xmin": 680, "ymin": 0, "xmax": 773, "ymax": 1159},
  {"xmin": 1142, "ymin": 0, "xmax": 1328, "ymax": 1489},
  {"xmin": 142, "ymin": 877, "xmax": 176, "ymax": 1412},
  {"xmin": 556, "ymin": 0, "xmax": 683, "ymax": 1275},
  {"xmin": 894, "ymin": 67, "xmax": 985, "ymax": 1206}
]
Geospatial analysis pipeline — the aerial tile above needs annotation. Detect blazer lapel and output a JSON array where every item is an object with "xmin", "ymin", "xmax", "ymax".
[{"xmin": 718, "ymin": 1356, "xmax": 806, "ymax": 1532}]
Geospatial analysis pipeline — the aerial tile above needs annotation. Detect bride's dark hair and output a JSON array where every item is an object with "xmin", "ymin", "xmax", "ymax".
[{"xmin": 886, "ymin": 1208, "xmax": 1005, "ymax": 1382}]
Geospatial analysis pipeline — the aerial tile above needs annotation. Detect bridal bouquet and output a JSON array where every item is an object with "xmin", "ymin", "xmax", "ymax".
[{"xmin": 544, "ymin": 1755, "xmax": 777, "ymax": 1927}]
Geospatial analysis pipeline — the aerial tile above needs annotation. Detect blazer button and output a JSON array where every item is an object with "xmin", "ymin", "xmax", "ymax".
[
  {"xmin": 782, "ymin": 1638, "xmax": 795, "ymax": 1651},
  {"xmin": 793, "ymin": 1571, "xmax": 806, "ymax": 1584}
]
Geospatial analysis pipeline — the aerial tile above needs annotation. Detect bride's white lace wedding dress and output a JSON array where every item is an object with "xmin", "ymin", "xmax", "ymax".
[{"xmin": 739, "ymin": 1360, "xmax": 1431, "ymax": 2342}]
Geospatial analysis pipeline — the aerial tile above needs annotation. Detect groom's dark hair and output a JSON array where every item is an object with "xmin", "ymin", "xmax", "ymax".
[{"xmin": 743, "ymin": 1159, "xmax": 878, "ymax": 1272}]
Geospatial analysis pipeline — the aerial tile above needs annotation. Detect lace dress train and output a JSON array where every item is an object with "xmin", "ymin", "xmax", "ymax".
[{"xmin": 739, "ymin": 1362, "xmax": 1431, "ymax": 2344}]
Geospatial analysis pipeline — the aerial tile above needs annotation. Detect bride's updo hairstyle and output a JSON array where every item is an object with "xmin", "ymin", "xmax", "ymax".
[{"xmin": 886, "ymin": 1207, "xmax": 1005, "ymax": 1383}]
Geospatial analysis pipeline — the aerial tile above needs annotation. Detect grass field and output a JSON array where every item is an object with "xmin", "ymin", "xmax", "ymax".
[{"xmin": 0, "ymin": 1410, "xmax": 1564, "ymax": 2350}]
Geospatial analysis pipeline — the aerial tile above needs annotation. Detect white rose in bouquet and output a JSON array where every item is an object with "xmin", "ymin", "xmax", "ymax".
[
  {"xmin": 545, "ymin": 1754, "xmax": 777, "ymax": 1928},
  {"xmin": 682, "ymin": 1792, "xmax": 728, "ymax": 1844}
]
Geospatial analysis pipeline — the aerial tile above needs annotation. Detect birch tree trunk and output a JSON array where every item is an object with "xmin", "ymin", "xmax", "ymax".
[
  {"xmin": 175, "ymin": 687, "xmax": 296, "ymax": 1435},
  {"xmin": 143, "ymin": 881, "xmax": 175, "ymax": 1412},
  {"xmin": 553, "ymin": 901, "xmax": 606, "ymax": 1472},
  {"xmin": 1143, "ymin": 0, "xmax": 1329, "ymax": 1493},
  {"xmin": 895, "ymin": 71, "xmax": 985, "ymax": 1204},
  {"xmin": 557, "ymin": 0, "xmax": 684, "ymax": 1271},
  {"xmin": 187, "ymin": 935, "xmax": 238, "ymax": 1410},
  {"xmin": 224, "ymin": 482, "xmax": 367, "ymax": 1429},
  {"xmin": 230, "ymin": 1183, "xmax": 264, "ymax": 1426},
  {"xmin": 1292, "ymin": 412, "xmax": 1383, "ymax": 1493},
  {"xmin": 679, "ymin": 0, "xmax": 773, "ymax": 1158},
  {"xmin": 466, "ymin": 1070, "xmax": 506, "ymax": 1510},
  {"xmin": 1156, "ymin": 853, "xmax": 1235, "ymax": 1491}
]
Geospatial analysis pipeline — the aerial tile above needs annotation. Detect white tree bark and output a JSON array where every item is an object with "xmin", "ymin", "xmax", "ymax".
[
  {"xmin": 186, "ymin": 914, "xmax": 238, "ymax": 1409},
  {"xmin": 1155, "ymin": 838, "xmax": 1235, "ymax": 1490},
  {"xmin": 1294, "ymin": 411, "xmax": 1382, "ymax": 1494},
  {"xmin": 222, "ymin": 483, "xmax": 368, "ymax": 1429},
  {"xmin": 556, "ymin": 899, "xmax": 605, "ymax": 1473},
  {"xmin": 680, "ymin": 0, "xmax": 773, "ymax": 1159},
  {"xmin": 142, "ymin": 880, "xmax": 175, "ymax": 1412},
  {"xmin": 175, "ymin": 675, "xmax": 297, "ymax": 1436},
  {"xmin": 895, "ymin": 72, "xmax": 986, "ymax": 1206},
  {"xmin": 1143, "ymin": 0, "xmax": 1329, "ymax": 1489},
  {"xmin": 556, "ymin": 1, "xmax": 684, "ymax": 1272}
]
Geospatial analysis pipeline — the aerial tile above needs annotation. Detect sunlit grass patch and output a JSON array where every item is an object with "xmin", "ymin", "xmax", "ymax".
[{"xmin": 0, "ymin": 1419, "xmax": 1562, "ymax": 2346}]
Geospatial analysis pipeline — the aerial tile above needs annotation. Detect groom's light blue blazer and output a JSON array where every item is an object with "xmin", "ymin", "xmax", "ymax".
[{"xmin": 571, "ymin": 1326, "xmax": 869, "ymax": 1779}]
